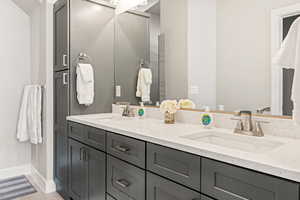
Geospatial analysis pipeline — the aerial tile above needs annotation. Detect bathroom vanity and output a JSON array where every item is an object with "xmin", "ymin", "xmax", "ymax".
[
  {"xmin": 66, "ymin": 113, "xmax": 300, "ymax": 200},
  {"xmin": 53, "ymin": 0, "xmax": 300, "ymax": 199}
]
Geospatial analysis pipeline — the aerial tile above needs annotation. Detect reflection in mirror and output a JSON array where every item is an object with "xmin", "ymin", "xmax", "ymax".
[
  {"xmin": 114, "ymin": 0, "xmax": 161, "ymax": 106},
  {"xmin": 112, "ymin": 0, "xmax": 300, "ymax": 118}
]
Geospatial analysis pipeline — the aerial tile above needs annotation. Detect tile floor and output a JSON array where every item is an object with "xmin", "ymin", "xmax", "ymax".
[{"xmin": 15, "ymin": 176, "xmax": 63, "ymax": 200}]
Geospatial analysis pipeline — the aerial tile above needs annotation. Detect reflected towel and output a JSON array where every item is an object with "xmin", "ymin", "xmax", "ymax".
[
  {"xmin": 273, "ymin": 17, "xmax": 300, "ymax": 124},
  {"xmin": 136, "ymin": 68, "xmax": 152, "ymax": 102}
]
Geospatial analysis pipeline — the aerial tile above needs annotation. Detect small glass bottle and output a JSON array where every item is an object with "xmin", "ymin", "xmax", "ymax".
[
  {"xmin": 137, "ymin": 102, "xmax": 146, "ymax": 119},
  {"xmin": 201, "ymin": 106, "xmax": 214, "ymax": 128}
]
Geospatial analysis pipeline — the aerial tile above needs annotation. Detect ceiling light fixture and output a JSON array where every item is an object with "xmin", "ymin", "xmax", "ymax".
[{"xmin": 111, "ymin": 0, "xmax": 148, "ymax": 15}]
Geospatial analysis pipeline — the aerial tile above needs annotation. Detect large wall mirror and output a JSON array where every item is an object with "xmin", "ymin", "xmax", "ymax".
[{"xmin": 92, "ymin": 0, "xmax": 300, "ymax": 118}]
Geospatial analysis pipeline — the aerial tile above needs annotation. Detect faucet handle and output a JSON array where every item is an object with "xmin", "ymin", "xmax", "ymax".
[
  {"xmin": 230, "ymin": 117, "xmax": 244, "ymax": 133},
  {"xmin": 252, "ymin": 120, "xmax": 270, "ymax": 137},
  {"xmin": 253, "ymin": 119, "xmax": 270, "ymax": 124}
]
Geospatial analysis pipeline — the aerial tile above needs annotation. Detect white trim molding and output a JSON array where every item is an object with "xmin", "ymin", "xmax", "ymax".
[
  {"xmin": 30, "ymin": 166, "xmax": 56, "ymax": 194},
  {"xmin": 271, "ymin": 3, "xmax": 300, "ymax": 115},
  {"xmin": 0, "ymin": 164, "xmax": 31, "ymax": 180}
]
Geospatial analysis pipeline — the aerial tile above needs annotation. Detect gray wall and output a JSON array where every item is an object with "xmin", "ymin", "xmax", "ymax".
[{"xmin": 70, "ymin": 0, "xmax": 115, "ymax": 115}]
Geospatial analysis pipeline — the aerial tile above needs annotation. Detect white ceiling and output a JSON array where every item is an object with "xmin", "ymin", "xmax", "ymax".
[{"xmin": 12, "ymin": 0, "xmax": 42, "ymax": 15}]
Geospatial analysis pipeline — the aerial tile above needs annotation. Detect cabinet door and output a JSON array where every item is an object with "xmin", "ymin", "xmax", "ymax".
[
  {"xmin": 69, "ymin": 139, "xmax": 88, "ymax": 200},
  {"xmin": 202, "ymin": 158, "xmax": 300, "ymax": 200},
  {"xmin": 147, "ymin": 172, "xmax": 201, "ymax": 200},
  {"xmin": 54, "ymin": 70, "xmax": 69, "ymax": 198},
  {"xmin": 86, "ymin": 146, "xmax": 106, "ymax": 200},
  {"xmin": 54, "ymin": 0, "xmax": 68, "ymax": 71}
]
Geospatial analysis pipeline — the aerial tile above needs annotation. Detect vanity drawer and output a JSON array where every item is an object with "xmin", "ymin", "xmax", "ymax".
[
  {"xmin": 107, "ymin": 156, "xmax": 145, "ymax": 200},
  {"xmin": 147, "ymin": 143, "xmax": 201, "ymax": 191},
  {"xmin": 147, "ymin": 172, "xmax": 201, "ymax": 200},
  {"xmin": 68, "ymin": 122, "xmax": 106, "ymax": 152},
  {"xmin": 68, "ymin": 122, "xmax": 85, "ymax": 141},
  {"xmin": 107, "ymin": 132, "xmax": 146, "ymax": 168},
  {"xmin": 201, "ymin": 158, "xmax": 300, "ymax": 200},
  {"xmin": 85, "ymin": 126, "xmax": 106, "ymax": 152}
]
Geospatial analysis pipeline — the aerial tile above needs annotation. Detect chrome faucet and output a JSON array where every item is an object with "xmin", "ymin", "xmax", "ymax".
[
  {"xmin": 116, "ymin": 102, "xmax": 136, "ymax": 117},
  {"xmin": 231, "ymin": 111, "xmax": 269, "ymax": 137}
]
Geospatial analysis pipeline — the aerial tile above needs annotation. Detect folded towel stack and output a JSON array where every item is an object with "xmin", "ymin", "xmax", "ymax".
[
  {"xmin": 77, "ymin": 63, "xmax": 95, "ymax": 106},
  {"xmin": 17, "ymin": 85, "xmax": 42, "ymax": 144}
]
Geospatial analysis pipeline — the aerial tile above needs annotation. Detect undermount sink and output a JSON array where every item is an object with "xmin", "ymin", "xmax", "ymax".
[{"xmin": 182, "ymin": 131, "xmax": 284, "ymax": 153}]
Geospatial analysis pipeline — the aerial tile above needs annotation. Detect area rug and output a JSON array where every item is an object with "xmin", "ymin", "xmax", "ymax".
[{"xmin": 0, "ymin": 176, "xmax": 36, "ymax": 200}]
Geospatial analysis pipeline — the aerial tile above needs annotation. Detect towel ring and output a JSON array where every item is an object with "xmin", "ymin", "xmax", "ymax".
[{"xmin": 77, "ymin": 53, "xmax": 92, "ymax": 63}]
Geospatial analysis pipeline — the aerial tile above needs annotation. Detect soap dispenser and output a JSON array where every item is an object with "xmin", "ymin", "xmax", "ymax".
[
  {"xmin": 201, "ymin": 106, "xmax": 214, "ymax": 128},
  {"xmin": 137, "ymin": 102, "xmax": 146, "ymax": 119}
]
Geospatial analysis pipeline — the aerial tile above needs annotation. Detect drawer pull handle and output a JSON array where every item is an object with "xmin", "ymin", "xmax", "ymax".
[
  {"xmin": 116, "ymin": 179, "xmax": 130, "ymax": 188},
  {"xmin": 114, "ymin": 145, "xmax": 130, "ymax": 152},
  {"xmin": 63, "ymin": 54, "xmax": 67, "ymax": 67}
]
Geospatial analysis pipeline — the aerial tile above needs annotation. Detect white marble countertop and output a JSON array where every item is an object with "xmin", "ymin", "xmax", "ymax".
[{"xmin": 67, "ymin": 113, "xmax": 300, "ymax": 183}]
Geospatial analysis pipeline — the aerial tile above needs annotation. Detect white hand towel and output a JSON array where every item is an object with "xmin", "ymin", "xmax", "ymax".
[
  {"xmin": 136, "ymin": 68, "xmax": 152, "ymax": 102},
  {"xmin": 27, "ymin": 85, "xmax": 42, "ymax": 144},
  {"xmin": 79, "ymin": 63, "xmax": 94, "ymax": 83},
  {"xmin": 273, "ymin": 17, "xmax": 300, "ymax": 124},
  {"xmin": 17, "ymin": 85, "xmax": 42, "ymax": 144},
  {"xmin": 17, "ymin": 86, "xmax": 31, "ymax": 142},
  {"xmin": 77, "ymin": 63, "xmax": 94, "ymax": 106}
]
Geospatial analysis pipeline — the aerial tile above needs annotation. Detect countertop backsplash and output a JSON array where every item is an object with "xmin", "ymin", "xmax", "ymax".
[{"xmin": 112, "ymin": 104, "xmax": 300, "ymax": 139}]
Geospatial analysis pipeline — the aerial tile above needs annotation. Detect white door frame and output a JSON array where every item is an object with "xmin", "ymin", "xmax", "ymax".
[{"xmin": 271, "ymin": 3, "xmax": 300, "ymax": 115}]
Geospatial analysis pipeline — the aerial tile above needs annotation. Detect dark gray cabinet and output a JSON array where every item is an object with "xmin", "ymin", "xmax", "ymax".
[
  {"xmin": 68, "ymin": 138, "xmax": 106, "ymax": 200},
  {"xmin": 54, "ymin": 70, "xmax": 69, "ymax": 199},
  {"xmin": 107, "ymin": 155, "xmax": 145, "ymax": 200},
  {"xmin": 65, "ymin": 121, "xmax": 300, "ymax": 200},
  {"xmin": 201, "ymin": 158, "xmax": 300, "ymax": 200},
  {"xmin": 107, "ymin": 132, "xmax": 146, "ymax": 168},
  {"xmin": 69, "ymin": 122, "xmax": 106, "ymax": 152},
  {"xmin": 147, "ymin": 172, "xmax": 202, "ymax": 200},
  {"xmin": 69, "ymin": 139, "xmax": 88, "ymax": 200},
  {"xmin": 54, "ymin": 0, "xmax": 69, "ymax": 198},
  {"xmin": 147, "ymin": 143, "xmax": 201, "ymax": 191},
  {"xmin": 54, "ymin": 0, "xmax": 68, "ymax": 72},
  {"xmin": 68, "ymin": 122, "xmax": 85, "ymax": 142},
  {"xmin": 87, "ymin": 145, "xmax": 106, "ymax": 200}
]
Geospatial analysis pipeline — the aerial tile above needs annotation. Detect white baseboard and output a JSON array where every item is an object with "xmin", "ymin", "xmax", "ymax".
[
  {"xmin": 0, "ymin": 164, "xmax": 31, "ymax": 180},
  {"xmin": 30, "ymin": 166, "xmax": 56, "ymax": 194}
]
